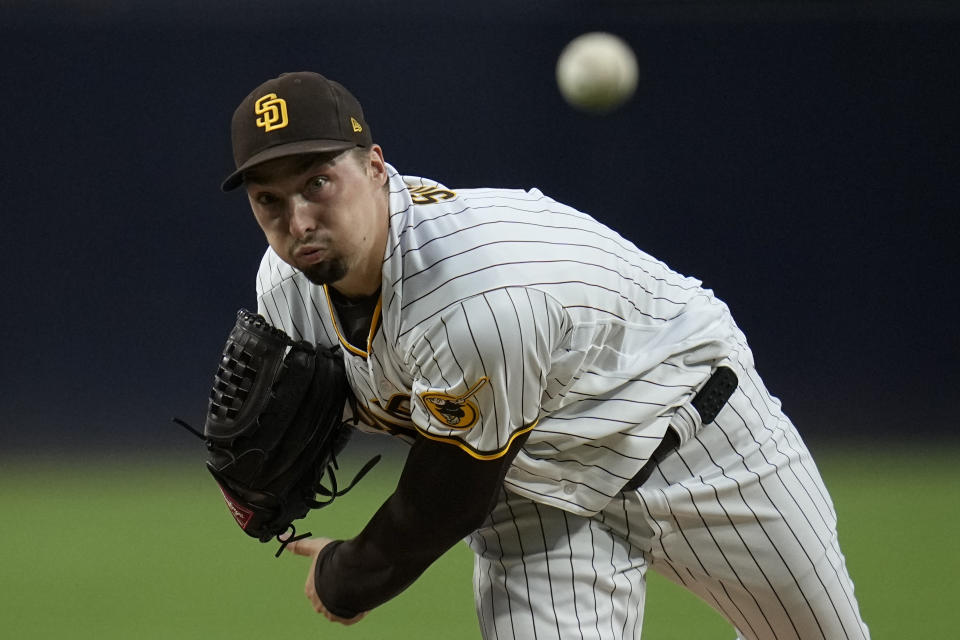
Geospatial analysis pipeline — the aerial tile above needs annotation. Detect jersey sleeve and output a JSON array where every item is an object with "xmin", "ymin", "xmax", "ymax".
[{"xmin": 406, "ymin": 286, "xmax": 568, "ymax": 459}]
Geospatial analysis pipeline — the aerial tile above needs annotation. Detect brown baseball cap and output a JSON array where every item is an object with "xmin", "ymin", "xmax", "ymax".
[{"xmin": 221, "ymin": 71, "xmax": 372, "ymax": 191}]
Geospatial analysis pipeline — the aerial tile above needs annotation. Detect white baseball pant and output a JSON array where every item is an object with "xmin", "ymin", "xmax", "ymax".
[{"xmin": 467, "ymin": 367, "xmax": 870, "ymax": 640}]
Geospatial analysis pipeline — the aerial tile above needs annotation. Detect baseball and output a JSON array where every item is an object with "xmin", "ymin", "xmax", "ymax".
[{"xmin": 556, "ymin": 32, "xmax": 638, "ymax": 113}]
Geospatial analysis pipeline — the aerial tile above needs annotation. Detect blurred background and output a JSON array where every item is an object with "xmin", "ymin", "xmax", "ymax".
[{"xmin": 1, "ymin": 1, "xmax": 958, "ymax": 638}]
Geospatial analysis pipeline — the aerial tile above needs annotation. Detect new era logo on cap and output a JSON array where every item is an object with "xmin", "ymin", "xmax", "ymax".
[{"xmin": 222, "ymin": 71, "xmax": 373, "ymax": 191}]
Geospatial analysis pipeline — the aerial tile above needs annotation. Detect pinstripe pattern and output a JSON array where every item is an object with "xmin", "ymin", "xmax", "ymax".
[
  {"xmin": 470, "ymin": 489, "xmax": 647, "ymax": 640},
  {"xmin": 377, "ymin": 166, "xmax": 745, "ymax": 514},
  {"xmin": 254, "ymin": 164, "xmax": 868, "ymax": 637},
  {"xmin": 256, "ymin": 166, "xmax": 745, "ymax": 509},
  {"xmin": 468, "ymin": 364, "xmax": 869, "ymax": 639}
]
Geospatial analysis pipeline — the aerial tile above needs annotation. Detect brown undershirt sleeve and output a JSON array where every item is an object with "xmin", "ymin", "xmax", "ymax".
[{"xmin": 312, "ymin": 430, "xmax": 530, "ymax": 618}]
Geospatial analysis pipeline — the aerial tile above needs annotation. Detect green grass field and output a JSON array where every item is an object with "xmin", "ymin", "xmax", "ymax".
[{"xmin": 1, "ymin": 441, "xmax": 956, "ymax": 638}]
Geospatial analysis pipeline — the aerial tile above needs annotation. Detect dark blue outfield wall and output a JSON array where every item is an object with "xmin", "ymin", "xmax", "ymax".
[{"xmin": 0, "ymin": 3, "xmax": 957, "ymax": 451}]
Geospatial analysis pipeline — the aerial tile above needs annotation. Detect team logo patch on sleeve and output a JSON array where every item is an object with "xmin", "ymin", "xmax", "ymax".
[{"xmin": 419, "ymin": 377, "xmax": 488, "ymax": 429}]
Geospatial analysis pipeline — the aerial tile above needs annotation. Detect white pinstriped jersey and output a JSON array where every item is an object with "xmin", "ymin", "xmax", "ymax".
[{"xmin": 256, "ymin": 164, "xmax": 752, "ymax": 516}]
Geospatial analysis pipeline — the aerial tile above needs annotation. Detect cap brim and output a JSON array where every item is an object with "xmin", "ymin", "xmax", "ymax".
[{"xmin": 221, "ymin": 139, "xmax": 358, "ymax": 191}]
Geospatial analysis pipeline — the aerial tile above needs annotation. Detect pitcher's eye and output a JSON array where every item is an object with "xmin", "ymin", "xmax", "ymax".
[
  {"xmin": 306, "ymin": 176, "xmax": 328, "ymax": 192},
  {"xmin": 256, "ymin": 193, "xmax": 278, "ymax": 206}
]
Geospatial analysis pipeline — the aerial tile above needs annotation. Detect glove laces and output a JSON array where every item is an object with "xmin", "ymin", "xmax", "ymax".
[
  {"xmin": 172, "ymin": 415, "xmax": 382, "ymax": 558},
  {"xmin": 272, "ymin": 453, "xmax": 381, "ymax": 557},
  {"xmin": 274, "ymin": 524, "xmax": 312, "ymax": 558}
]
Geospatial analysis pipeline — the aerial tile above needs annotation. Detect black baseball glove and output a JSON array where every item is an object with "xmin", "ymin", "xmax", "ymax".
[{"xmin": 176, "ymin": 310, "xmax": 379, "ymax": 556}]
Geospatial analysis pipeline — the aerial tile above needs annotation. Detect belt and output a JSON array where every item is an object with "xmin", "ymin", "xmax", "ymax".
[{"xmin": 623, "ymin": 366, "xmax": 738, "ymax": 491}]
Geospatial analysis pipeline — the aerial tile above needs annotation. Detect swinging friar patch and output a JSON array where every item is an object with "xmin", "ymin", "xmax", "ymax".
[{"xmin": 419, "ymin": 377, "xmax": 488, "ymax": 430}]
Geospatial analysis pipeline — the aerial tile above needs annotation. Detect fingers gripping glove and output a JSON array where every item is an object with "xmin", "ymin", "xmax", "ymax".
[{"xmin": 176, "ymin": 310, "xmax": 379, "ymax": 556}]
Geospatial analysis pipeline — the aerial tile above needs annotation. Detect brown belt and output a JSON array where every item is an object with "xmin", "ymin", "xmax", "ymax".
[{"xmin": 623, "ymin": 366, "xmax": 738, "ymax": 491}]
